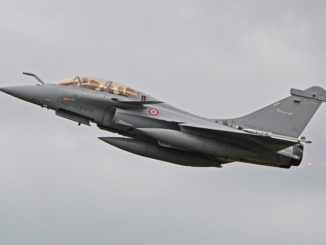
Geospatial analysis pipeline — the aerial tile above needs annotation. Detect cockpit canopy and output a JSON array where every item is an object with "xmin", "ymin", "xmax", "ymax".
[{"xmin": 52, "ymin": 76, "xmax": 139, "ymax": 97}]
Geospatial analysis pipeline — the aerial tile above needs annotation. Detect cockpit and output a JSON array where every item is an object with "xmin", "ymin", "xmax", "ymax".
[{"xmin": 52, "ymin": 76, "xmax": 139, "ymax": 97}]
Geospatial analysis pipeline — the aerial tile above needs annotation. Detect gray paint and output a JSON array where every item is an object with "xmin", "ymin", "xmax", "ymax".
[
  {"xmin": 228, "ymin": 86, "xmax": 326, "ymax": 137},
  {"xmin": 1, "ymin": 79, "xmax": 324, "ymax": 169},
  {"xmin": 1, "ymin": 1, "xmax": 326, "ymax": 244},
  {"xmin": 99, "ymin": 137, "xmax": 221, "ymax": 167}
]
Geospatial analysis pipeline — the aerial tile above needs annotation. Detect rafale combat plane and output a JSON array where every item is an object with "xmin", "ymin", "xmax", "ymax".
[{"xmin": 1, "ymin": 73, "xmax": 325, "ymax": 169}]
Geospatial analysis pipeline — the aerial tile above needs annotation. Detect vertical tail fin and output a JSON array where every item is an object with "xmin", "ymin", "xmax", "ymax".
[{"xmin": 227, "ymin": 86, "xmax": 326, "ymax": 138}]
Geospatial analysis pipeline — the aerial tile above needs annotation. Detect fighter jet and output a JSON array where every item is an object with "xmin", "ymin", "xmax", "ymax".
[{"xmin": 1, "ymin": 73, "xmax": 325, "ymax": 169}]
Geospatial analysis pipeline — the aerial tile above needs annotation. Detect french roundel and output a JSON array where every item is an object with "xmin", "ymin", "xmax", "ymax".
[{"xmin": 149, "ymin": 108, "xmax": 159, "ymax": 116}]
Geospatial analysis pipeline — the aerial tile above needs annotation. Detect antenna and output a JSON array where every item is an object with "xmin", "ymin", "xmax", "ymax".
[{"xmin": 22, "ymin": 72, "xmax": 45, "ymax": 85}]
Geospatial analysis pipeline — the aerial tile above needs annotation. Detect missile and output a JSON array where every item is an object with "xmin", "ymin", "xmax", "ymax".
[
  {"xmin": 98, "ymin": 137, "xmax": 221, "ymax": 167},
  {"xmin": 136, "ymin": 128, "xmax": 256, "ymax": 159}
]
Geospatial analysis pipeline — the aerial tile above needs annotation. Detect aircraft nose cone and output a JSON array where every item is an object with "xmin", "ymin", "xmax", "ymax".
[{"xmin": 0, "ymin": 85, "xmax": 39, "ymax": 104}]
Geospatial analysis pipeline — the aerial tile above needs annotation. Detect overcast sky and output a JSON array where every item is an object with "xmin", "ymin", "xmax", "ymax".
[{"xmin": 0, "ymin": 0, "xmax": 326, "ymax": 244}]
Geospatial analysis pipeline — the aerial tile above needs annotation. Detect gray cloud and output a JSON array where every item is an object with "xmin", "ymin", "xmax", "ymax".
[{"xmin": 0, "ymin": 0, "xmax": 325, "ymax": 244}]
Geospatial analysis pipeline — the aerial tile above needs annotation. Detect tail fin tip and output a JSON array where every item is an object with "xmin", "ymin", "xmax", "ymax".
[{"xmin": 291, "ymin": 86, "xmax": 326, "ymax": 102}]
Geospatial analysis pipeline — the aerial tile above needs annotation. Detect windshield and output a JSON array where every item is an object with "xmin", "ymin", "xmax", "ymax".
[{"xmin": 52, "ymin": 76, "xmax": 139, "ymax": 97}]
